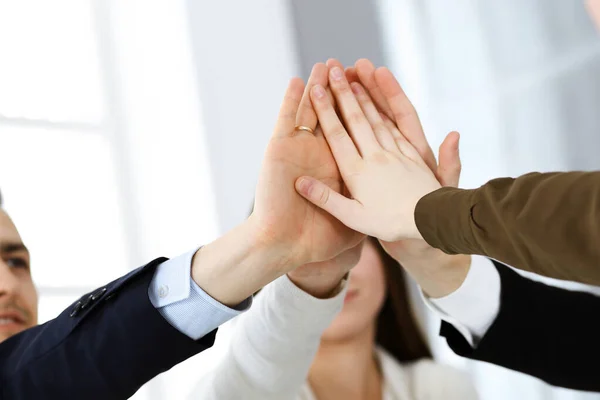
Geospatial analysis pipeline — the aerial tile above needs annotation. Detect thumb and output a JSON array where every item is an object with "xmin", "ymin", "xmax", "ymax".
[
  {"xmin": 295, "ymin": 176, "xmax": 361, "ymax": 226},
  {"xmin": 436, "ymin": 131, "xmax": 461, "ymax": 187}
]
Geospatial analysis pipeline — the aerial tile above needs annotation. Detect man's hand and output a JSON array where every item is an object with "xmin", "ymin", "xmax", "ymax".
[
  {"xmin": 250, "ymin": 63, "xmax": 364, "ymax": 272},
  {"xmin": 191, "ymin": 65, "xmax": 363, "ymax": 307}
]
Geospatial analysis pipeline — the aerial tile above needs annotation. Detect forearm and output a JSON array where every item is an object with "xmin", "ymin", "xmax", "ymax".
[
  {"xmin": 191, "ymin": 218, "xmax": 294, "ymax": 307},
  {"xmin": 193, "ymin": 275, "xmax": 346, "ymax": 399},
  {"xmin": 441, "ymin": 261, "xmax": 600, "ymax": 391},
  {"xmin": 385, "ymin": 242, "xmax": 471, "ymax": 299},
  {"xmin": 425, "ymin": 256, "xmax": 501, "ymax": 346},
  {"xmin": 415, "ymin": 171, "xmax": 600, "ymax": 285},
  {"xmin": 2, "ymin": 259, "xmax": 215, "ymax": 399},
  {"xmin": 401, "ymin": 250, "xmax": 471, "ymax": 299}
]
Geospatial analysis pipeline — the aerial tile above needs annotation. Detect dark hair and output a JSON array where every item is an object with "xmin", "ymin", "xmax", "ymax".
[
  {"xmin": 248, "ymin": 203, "xmax": 431, "ymax": 362},
  {"xmin": 0, "ymin": 188, "xmax": 3, "ymax": 207},
  {"xmin": 371, "ymin": 238, "xmax": 432, "ymax": 362}
]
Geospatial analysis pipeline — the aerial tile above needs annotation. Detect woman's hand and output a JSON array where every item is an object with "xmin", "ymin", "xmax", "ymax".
[
  {"xmin": 287, "ymin": 240, "xmax": 364, "ymax": 298},
  {"xmin": 296, "ymin": 59, "xmax": 471, "ymax": 297},
  {"xmin": 294, "ymin": 62, "xmax": 441, "ymax": 241}
]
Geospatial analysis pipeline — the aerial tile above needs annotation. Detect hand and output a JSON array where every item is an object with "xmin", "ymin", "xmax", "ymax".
[
  {"xmin": 287, "ymin": 240, "xmax": 364, "ymax": 298},
  {"xmin": 345, "ymin": 59, "xmax": 460, "ymax": 256},
  {"xmin": 326, "ymin": 59, "xmax": 469, "ymax": 298},
  {"xmin": 250, "ymin": 63, "xmax": 364, "ymax": 273},
  {"xmin": 294, "ymin": 63, "xmax": 440, "ymax": 242}
]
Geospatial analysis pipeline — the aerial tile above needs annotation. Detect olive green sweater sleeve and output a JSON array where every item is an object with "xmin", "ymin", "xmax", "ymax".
[{"xmin": 415, "ymin": 172, "xmax": 600, "ymax": 285}]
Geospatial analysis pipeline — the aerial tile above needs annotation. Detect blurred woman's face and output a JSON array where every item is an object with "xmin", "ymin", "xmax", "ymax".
[{"xmin": 321, "ymin": 240, "xmax": 387, "ymax": 342}]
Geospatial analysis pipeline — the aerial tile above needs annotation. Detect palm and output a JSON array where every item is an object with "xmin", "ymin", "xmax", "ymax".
[{"xmin": 254, "ymin": 127, "xmax": 363, "ymax": 266}]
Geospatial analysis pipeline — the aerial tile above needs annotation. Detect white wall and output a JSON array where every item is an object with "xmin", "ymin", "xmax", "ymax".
[
  {"xmin": 132, "ymin": 1, "xmax": 302, "ymax": 398},
  {"xmin": 185, "ymin": 0, "xmax": 301, "ymax": 232}
]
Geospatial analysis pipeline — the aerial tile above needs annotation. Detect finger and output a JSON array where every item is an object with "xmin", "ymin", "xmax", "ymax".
[
  {"xmin": 326, "ymin": 58, "xmax": 344, "ymax": 70},
  {"xmin": 350, "ymin": 82, "xmax": 400, "ymax": 154},
  {"xmin": 380, "ymin": 114, "xmax": 423, "ymax": 163},
  {"xmin": 354, "ymin": 59, "xmax": 408, "ymax": 150},
  {"xmin": 310, "ymin": 84, "xmax": 362, "ymax": 177},
  {"xmin": 295, "ymin": 176, "xmax": 363, "ymax": 231},
  {"xmin": 374, "ymin": 67, "xmax": 437, "ymax": 172},
  {"xmin": 274, "ymin": 77, "xmax": 305, "ymax": 137},
  {"xmin": 345, "ymin": 67, "xmax": 359, "ymax": 84},
  {"xmin": 437, "ymin": 131, "xmax": 461, "ymax": 187},
  {"xmin": 354, "ymin": 59, "xmax": 393, "ymax": 119},
  {"xmin": 296, "ymin": 63, "xmax": 328, "ymax": 133},
  {"xmin": 328, "ymin": 64, "xmax": 381, "ymax": 156}
]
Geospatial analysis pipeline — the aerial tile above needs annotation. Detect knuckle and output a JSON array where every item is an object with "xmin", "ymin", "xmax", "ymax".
[
  {"xmin": 346, "ymin": 112, "xmax": 365, "ymax": 125},
  {"xmin": 393, "ymin": 105, "xmax": 415, "ymax": 122},
  {"xmin": 279, "ymin": 110, "xmax": 296, "ymax": 121},
  {"xmin": 318, "ymin": 186, "xmax": 330, "ymax": 206},
  {"xmin": 373, "ymin": 122, "xmax": 388, "ymax": 135},
  {"xmin": 283, "ymin": 93, "xmax": 300, "ymax": 105},
  {"xmin": 300, "ymin": 98, "xmax": 314, "ymax": 111},
  {"xmin": 334, "ymin": 81, "xmax": 352, "ymax": 94},
  {"xmin": 329, "ymin": 126, "xmax": 348, "ymax": 140},
  {"xmin": 371, "ymin": 151, "xmax": 389, "ymax": 164},
  {"xmin": 394, "ymin": 136, "xmax": 408, "ymax": 147}
]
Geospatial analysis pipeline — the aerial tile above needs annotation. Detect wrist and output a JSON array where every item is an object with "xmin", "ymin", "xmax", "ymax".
[
  {"xmin": 245, "ymin": 213, "xmax": 303, "ymax": 274},
  {"xmin": 287, "ymin": 269, "xmax": 347, "ymax": 299},
  {"xmin": 286, "ymin": 243, "xmax": 362, "ymax": 299},
  {"xmin": 401, "ymin": 250, "xmax": 471, "ymax": 299},
  {"xmin": 191, "ymin": 220, "xmax": 301, "ymax": 307}
]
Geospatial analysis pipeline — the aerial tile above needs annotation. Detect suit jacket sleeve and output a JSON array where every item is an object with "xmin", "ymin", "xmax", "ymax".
[
  {"xmin": 440, "ymin": 261, "xmax": 600, "ymax": 392},
  {"xmin": 0, "ymin": 257, "xmax": 217, "ymax": 400},
  {"xmin": 415, "ymin": 171, "xmax": 600, "ymax": 285}
]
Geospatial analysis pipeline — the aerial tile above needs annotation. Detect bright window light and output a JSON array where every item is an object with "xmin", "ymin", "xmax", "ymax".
[{"xmin": 0, "ymin": 0, "xmax": 105, "ymax": 123}]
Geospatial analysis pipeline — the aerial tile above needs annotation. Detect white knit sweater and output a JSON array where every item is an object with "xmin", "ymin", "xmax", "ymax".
[{"xmin": 190, "ymin": 275, "xmax": 478, "ymax": 400}]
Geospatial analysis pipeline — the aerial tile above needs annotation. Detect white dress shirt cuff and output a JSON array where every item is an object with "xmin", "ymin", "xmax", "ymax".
[
  {"xmin": 148, "ymin": 248, "xmax": 252, "ymax": 340},
  {"xmin": 423, "ymin": 255, "xmax": 501, "ymax": 347}
]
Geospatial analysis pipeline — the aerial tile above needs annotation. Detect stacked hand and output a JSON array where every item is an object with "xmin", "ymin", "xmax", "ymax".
[
  {"xmin": 290, "ymin": 59, "xmax": 470, "ymax": 297},
  {"xmin": 194, "ymin": 59, "xmax": 467, "ymax": 306},
  {"xmin": 245, "ymin": 63, "xmax": 364, "ymax": 296},
  {"xmin": 223, "ymin": 58, "xmax": 470, "ymax": 302}
]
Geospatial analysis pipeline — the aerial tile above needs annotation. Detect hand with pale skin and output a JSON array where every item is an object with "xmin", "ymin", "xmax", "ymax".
[
  {"xmin": 250, "ymin": 63, "xmax": 364, "ymax": 266},
  {"xmin": 192, "ymin": 64, "xmax": 363, "ymax": 307},
  {"xmin": 296, "ymin": 59, "xmax": 470, "ymax": 298},
  {"xmin": 281, "ymin": 63, "xmax": 365, "ymax": 298},
  {"xmin": 294, "ymin": 61, "xmax": 439, "ymax": 241}
]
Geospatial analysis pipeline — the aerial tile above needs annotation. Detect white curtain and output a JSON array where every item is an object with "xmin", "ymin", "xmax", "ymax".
[{"xmin": 377, "ymin": 0, "xmax": 600, "ymax": 399}]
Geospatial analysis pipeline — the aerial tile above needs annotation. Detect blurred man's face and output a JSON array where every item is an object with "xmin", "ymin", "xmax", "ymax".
[
  {"xmin": 587, "ymin": 0, "xmax": 600, "ymax": 28},
  {"xmin": 0, "ymin": 210, "xmax": 37, "ymax": 344}
]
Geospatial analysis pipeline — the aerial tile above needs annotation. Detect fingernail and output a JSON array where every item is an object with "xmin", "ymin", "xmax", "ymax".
[
  {"xmin": 296, "ymin": 177, "xmax": 312, "ymax": 195},
  {"xmin": 330, "ymin": 67, "xmax": 343, "ymax": 81},
  {"xmin": 312, "ymin": 85, "xmax": 326, "ymax": 99},
  {"xmin": 351, "ymin": 82, "xmax": 362, "ymax": 94}
]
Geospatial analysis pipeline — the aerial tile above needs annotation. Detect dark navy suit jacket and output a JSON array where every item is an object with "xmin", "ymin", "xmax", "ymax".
[
  {"xmin": 0, "ymin": 258, "xmax": 216, "ymax": 399},
  {"xmin": 441, "ymin": 261, "xmax": 600, "ymax": 392}
]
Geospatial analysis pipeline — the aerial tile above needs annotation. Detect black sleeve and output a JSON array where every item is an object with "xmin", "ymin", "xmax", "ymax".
[
  {"xmin": 440, "ymin": 261, "xmax": 600, "ymax": 392},
  {"xmin": 0, "ymin": 257, "xmax": 217, "ymax": 400}
]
